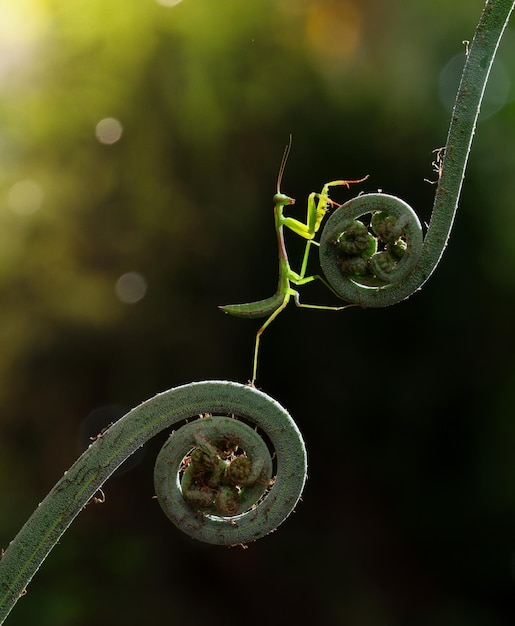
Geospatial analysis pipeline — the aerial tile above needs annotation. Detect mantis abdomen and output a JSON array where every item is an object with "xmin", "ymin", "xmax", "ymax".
[{"xmin": 219, "ymin": 291, "xmax": 284, "ymax": 319}]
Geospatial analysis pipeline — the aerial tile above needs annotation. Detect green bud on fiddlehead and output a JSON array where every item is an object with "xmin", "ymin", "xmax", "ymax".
[
  {"xmin": 188, "ymin": 447, "xmax": 219, "ymax": 477},
  {"xmin": 339, "ymin": 254, "xmax": 369, "ymax": 277},
  {"xmin": 226, "ymin": 455, "xmax": 253, "ymax": 485},
  {"xmin": 387, "ymin": 239, "xmax": 407, "ymax": 260},
  {"xmin": 181, "ymin": 478, "xmax": 216, "ymax": 509},
  {"xmin": 334, "ymin": 219, "xmax": 372, "ymax": 255},
  {"xmin": 371, "ymin": 211, "xmax": 409, "ymax": 244},
  {"xmin": 369, "ymin": 250, "xmax": 397, "ymax": 278},
  {"xmin": 334, "ymin": 219, "xmax": 378, "ymax": 280},
  {"xmin": 215, "ymin": 486, "xmax": 240, "ymax": 515}
]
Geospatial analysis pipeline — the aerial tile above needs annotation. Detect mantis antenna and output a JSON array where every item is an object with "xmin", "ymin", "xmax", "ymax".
[{"xmin": 277, "ymin": 134, "xmax": 293, "ymax": 194}]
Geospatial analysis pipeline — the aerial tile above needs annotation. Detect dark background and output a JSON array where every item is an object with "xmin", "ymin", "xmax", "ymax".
[{"xmin": 1, "ymin": 1, "xmax": 515, "ymax": 624}]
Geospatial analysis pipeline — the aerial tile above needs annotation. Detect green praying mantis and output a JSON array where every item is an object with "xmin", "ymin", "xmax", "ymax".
[{"xmin": 219, "ymin": 138, "xmax": 368, "ymax": 385}]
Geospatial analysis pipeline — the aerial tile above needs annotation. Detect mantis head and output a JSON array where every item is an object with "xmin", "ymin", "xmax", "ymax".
[{"xmin": 273, "ymin": 192, "xmax": 295, "ymax": 206}]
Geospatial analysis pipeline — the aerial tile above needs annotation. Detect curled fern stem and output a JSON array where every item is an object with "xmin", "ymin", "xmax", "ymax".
[
  {"xmin": 319, "ymin": 0, "xmax": 515, "ymax": 308},
  {"xmin": 0, "ymin": 381, "xmax": 307, "ymax": 624}
]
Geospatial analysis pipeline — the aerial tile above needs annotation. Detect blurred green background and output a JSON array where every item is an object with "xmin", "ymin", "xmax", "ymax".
[{"xmin": 1, "ymin": 0, "xmax": 515, "ymax": 624}]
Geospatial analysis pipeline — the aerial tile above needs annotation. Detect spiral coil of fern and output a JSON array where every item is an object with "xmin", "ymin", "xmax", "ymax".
[
  {"xmin": 318, "ymin": 0, "xmax": 514, "ymax": 309},
  {"xmin": 0, "ymin": 381, "xmax": 306, "ymax": 623}
]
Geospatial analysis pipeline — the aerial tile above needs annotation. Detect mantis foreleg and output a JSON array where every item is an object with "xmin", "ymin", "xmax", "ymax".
[{"xmin": 283, "ymin": 178, "xmax": 369, "ymax": 280}]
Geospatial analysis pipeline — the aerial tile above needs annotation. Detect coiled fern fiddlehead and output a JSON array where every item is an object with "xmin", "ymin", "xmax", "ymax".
[
  {"xmin": 0, "ymin": 382, "xmax": 306, "ymax": 623},
  {"xmin": 0, "ymin": 1, "xmax": 513, "ymax": 624},
  {"xmin": 319, "ymin": 0, "xmax": 514, "ymax": 308}
]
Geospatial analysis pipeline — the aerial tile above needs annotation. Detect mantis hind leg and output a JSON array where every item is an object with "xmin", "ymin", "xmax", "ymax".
[
  {"xmin": 292, "ymin": 291, "xmax": 354, "ymax": 312},
  {"xmin": 251, "ymin": 297, "xmax": 290, "ymax": 386}
]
